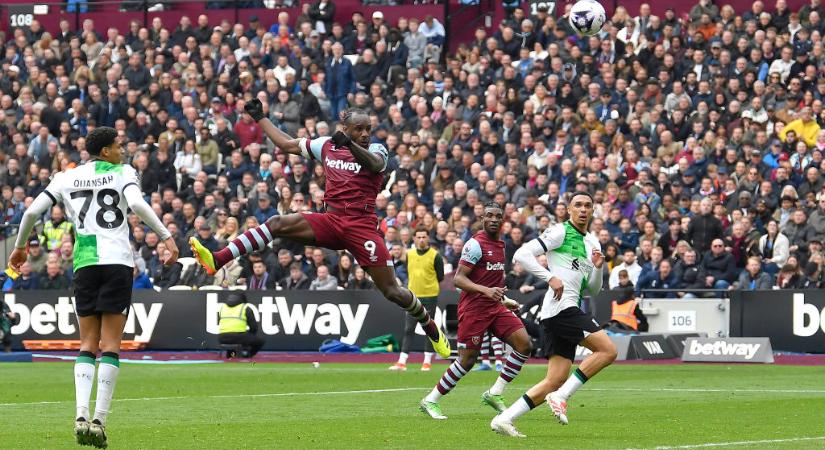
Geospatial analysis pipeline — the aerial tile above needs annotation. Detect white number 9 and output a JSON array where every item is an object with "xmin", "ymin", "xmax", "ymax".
[{"xmin": 364, "ymin": 240, "xmax": 376, "ymax": 257}]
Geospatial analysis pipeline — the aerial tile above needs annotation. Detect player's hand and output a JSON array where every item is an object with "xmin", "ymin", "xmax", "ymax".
[
  {"xmin": 162, "ymin": 237, "xmax": 179, "ymax": 266},
  {"xmin": 485, "ymin": 286, "xmax": 506, "ymax": 302},
  {"xmin": 8, "ymin": 248, "xmax": 27, "ymax": 273},
  {"xmin": 549, "ymin": 276, "xmax": 564, "ymax": 301},
  {"xmin": 500, "ymin": 296, "xmax": 520, "ymax": 311},
  {"xmin": 331, "ymin": 130, "xmax": 352, "ymax": 148},
  {"xmin": 591, "ymin": 250, "xmax": 604, "ymax": 269},
  {"xmin": 244, "ymin": 98, "xmax": 266, "ymax": 122}
]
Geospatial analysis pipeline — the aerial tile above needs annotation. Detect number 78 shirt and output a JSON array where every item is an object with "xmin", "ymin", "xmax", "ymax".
[{"xmin": 45, "ymin": 161, "xmax": 138, "ymax": 270}]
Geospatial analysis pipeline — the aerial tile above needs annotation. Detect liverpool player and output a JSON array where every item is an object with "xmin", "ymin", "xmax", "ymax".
[
  {"xmin": 419, "ymin": 202, "xmax": 533, "ymax": 420},
  {"xmin": 189, "ymin": 99, "xmax": 450, "ymax": 357},
  {"xmin": 491, "ymin": 191, "xmax": 615, "ymax": 438}
]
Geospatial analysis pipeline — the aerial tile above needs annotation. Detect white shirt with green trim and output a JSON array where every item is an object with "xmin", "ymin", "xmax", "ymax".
[
  {"xmin": 513, "ymin": 221, "xmax": 603, "ymax": 320},
  {"xmin": 45, "ymin": 161, "xmax": 139, "ymax": 270}
]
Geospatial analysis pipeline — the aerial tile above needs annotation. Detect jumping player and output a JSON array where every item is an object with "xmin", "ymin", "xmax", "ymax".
[
  {"xmin": 419, "ymin": 202, "xmax": 533, "ymax": 420},
  {"xmin": 8, "ymin": 127, "xmax": 179, "ymax": 448},
  {"xmin": 491, "ymin": 191, "xmax": 616, "ymax": 438},
  {"xmin": 189, "ymin": 99, "xmax": 450, "ymax": 358}
]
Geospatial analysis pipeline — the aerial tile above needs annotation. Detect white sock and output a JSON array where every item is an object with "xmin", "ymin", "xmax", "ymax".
[
  {"xmin": 556, "ymin": 368, "xmax": 588, "ymax": 401},
  {"xmin": 93, "ymin": 353, "xmax": 120, "ymax": 425},
  {"xmin": 398, "ymin": 352, "xmax": 409, "ymax": 365},
  {"xmin": 500, "ymin": 395, "xmax": 535, "ymax": 422},
  {"xmin": 423, "ymin": 352, "xmax": 434, "ymax": 364},
  {"xmin": 424, "ymin": 386, "xmax": 442, "ymax": 403},
  {"xmin": 74, "ymin": 353, "xmax": 96, "ymax": 420},
  {"xmin": 489, "ymin": 377, "xmax": 509, "ymax": 396}
]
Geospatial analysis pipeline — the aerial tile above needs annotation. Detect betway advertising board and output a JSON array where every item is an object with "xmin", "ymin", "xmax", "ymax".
[
  {"xmin": 3, "ymin": 290, "xmax": 455, "ymax": 351},
  {"xmin": 736, "ymin": 291, "xmax": 825, "ymax": 353}
]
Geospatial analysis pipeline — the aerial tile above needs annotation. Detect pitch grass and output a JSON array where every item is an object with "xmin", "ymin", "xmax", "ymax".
[{"xmin": 1, "ymin": 362, "xmax": 824, "ymax": 449}]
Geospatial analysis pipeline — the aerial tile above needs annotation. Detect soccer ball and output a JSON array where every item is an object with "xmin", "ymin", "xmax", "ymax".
[{"xmin": 569, "ymin": 0, "xmax": 606, "ymax": 36}]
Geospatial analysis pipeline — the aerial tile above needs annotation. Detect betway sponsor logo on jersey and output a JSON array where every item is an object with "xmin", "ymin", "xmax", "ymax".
[
  {"xmin": 486, "ymin": 262, "xmax": 505, "ymax": 271},
  {"xmin": 5, "ymin": 294, "xmax": 161, "ymax": 342},
  {"xmin": 325, "ymin": 157, "xmax": 362, "ymax": 174},
  {"xmin": 205, "ymin": 294, "xmax": 369, "ymax": 344},
  {"xmin": 73, "ymin": 175, "xmax": 114, "ymax": 188}
]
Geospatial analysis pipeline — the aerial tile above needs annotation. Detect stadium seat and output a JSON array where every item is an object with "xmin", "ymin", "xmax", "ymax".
[
  {"xmin": 199, "ymin": 285, "xmax": 225, "ymax": 290},
  {"xmin": 178, "ymin": 257, "xmax": 197, "ymax": 274},
  {"xmin": 228, "ymin": 285, "xmax": 247, "ymax": 290},
  {"xmin": 168, "ymin": 285, "xmax": 193, "ymax": 291}
]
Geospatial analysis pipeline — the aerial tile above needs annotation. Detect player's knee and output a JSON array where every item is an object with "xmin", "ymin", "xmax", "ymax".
[
  {"xmin": 517, "ymin": 340, "xmax": 534, "ymax": 357},
  {"xmin": 601, "ymin": 343, "xmax": 618, "ymax": 364},
  {"xmin": 382, "ymin": 285, "xmax": 405, "ymax": 303},
  {"xmin": 458, "ymin": 354, "xmax": 477, "ymax": 371}
]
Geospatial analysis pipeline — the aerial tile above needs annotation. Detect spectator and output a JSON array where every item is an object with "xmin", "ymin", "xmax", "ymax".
[
  {"xmin": 12, "ymin": 262, "xmax": 39, "ymax": 290},
  {"xmin": 779, "ymin": 107, "xmax": 821, "ymax": 147},
  {"xmin": 348, "ymin": 266, "xmax": 375, "ymax": 290},
  {"xmin": 42, "ymin": 204, "xmax": 73, "ymax": 252},
  {"xmin": 324, "ymin": 42, "xmax": 356, "ymax": 120},
  {"xmin": 735, "ymin": 256, "xmax": 774, "ymax": 290},
  {"xmin": 253, "ymin": 193, "xmax": 278, "ymax": 225},
  {"xmin": 151, "ymin": 242, "xmax": 182, "ymax": 288},
  {"xmin": 310, "ymin": 265, "xmax": 338, "ymax": 290},
  {"xmin": 636, "ymin": 259, "xmax": 678, "ymax": 298},
  {"xmin": 133, "ymin": 259, "xmax": 154, "ymax": 290},
  {"xmin": 757, "ymin": 220, "xmax": 790, "ymax": 274},
  {"xmin": 687, "ymin": 198, "xmax": 725, "ymax": 255},
  {"xmin": 26, "ymin": 239, "xmax": 47, "ymax": 274},
  {"xmin": 282, "ymin": 262, "xmax": 310, "ymax": 289},
  {"xmin": 332, "ymin": 253, "xmax": 355, "ymax": 288},
  {"xmin": 39, "ymin": 261, "xmax": 69, "ymax": 290},
  {"xmin": 673, "ymin": 249, "xmax": 706, "ymax": 298},
  {"xmin": 608, "ymin": 248, "xmax": 643, "ymax": 288},
  {"xmin": 247, "ymin": 260, "xmax": 276, "ymax": 290},
  {"xmin": 196, "ymin": 128, "xmax": 220, "ymax": 175},
  {"xmin": 700, "ymin": 238, "xmax": 738, "ymax": 292}
]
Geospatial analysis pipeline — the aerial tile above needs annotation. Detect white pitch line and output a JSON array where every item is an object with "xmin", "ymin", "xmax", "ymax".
[
  {"xmin": 0, "ymin": 387, "xmax": 429, "ymax": 408},
  {"xmin": 625, "ymin": 436, "xmax": 825, "ymax": 450},
  {"xmin": 590, "ymin": 387, "xmax": 825, "ymax": 394}
]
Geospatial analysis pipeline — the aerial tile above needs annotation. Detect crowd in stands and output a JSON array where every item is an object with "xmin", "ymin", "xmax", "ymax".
[{"xmin": 2, "ymin": 0, "xmax": 825, "ymax": 296}]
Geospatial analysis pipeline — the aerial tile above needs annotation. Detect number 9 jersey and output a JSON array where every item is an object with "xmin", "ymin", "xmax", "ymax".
[{"xmin": 45, "ymin": 161, "xmax": 138, "ymax": 271}]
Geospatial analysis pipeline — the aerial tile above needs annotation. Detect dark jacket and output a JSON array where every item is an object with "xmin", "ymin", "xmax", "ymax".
[
  {"xmin": 636, "ymin": 271, "xmax": 678, "ymax": 298},
  {"xmin": 686, "ymin": 213, "xmax": 724, "ymax": 254},
  {"xmin": 673, "ymin": 261, "xmax": 706, "ymax": 290},
  {"xmin": 700, "ymin": 251, "xmax": 737, "ymax": 283},
  {"xmin": 281, "ymin": 274, "xmax": 311, "ymax": 290},
  {"xmin": 736, "ymin": 271, "xmax": 773, "ymax": 290}
]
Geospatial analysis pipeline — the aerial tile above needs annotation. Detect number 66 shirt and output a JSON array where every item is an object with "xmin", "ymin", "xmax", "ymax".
[{"xmin": 45, "ymin": 160, "xmax": 138, "ymax": 270}]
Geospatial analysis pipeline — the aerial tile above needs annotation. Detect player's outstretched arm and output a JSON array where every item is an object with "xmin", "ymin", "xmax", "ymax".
[
  {"xmin": 123, "ymin": 184, "xmax": 178, "ymax": 265},
  {"xmin": 245, "ymin": 99, "xmax": 302, "ymax": 155},
  {"xmin": 8, "ymin": 192, "xmax": 53, "ymax": 271},
  {"xmin": 454, "ymin": 264, "xmax": 505, "ymax": 303}
]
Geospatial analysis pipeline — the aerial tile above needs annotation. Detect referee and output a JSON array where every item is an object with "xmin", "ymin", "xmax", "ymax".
[{"xmin": 389, "ymin": 227, "xmax": 444, "ymax": 371}]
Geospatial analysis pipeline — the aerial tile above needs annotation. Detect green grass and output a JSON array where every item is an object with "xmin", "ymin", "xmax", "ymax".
[{"xmin": 1, "ymin": 362, "xmax": 825, "ymax": 449}]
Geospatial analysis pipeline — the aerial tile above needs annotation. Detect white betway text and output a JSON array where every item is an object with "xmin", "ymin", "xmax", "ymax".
[
  {"xmin": 205, "ymin": 294, "xmax": 369, "ymax": 345},
  {"xmin": 688, "ymin": 340, "xmax": 761, "ymax": 360},
  {"xmin": 5, "ymin": 293, "xmax": 161, "ymax": 342}
]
